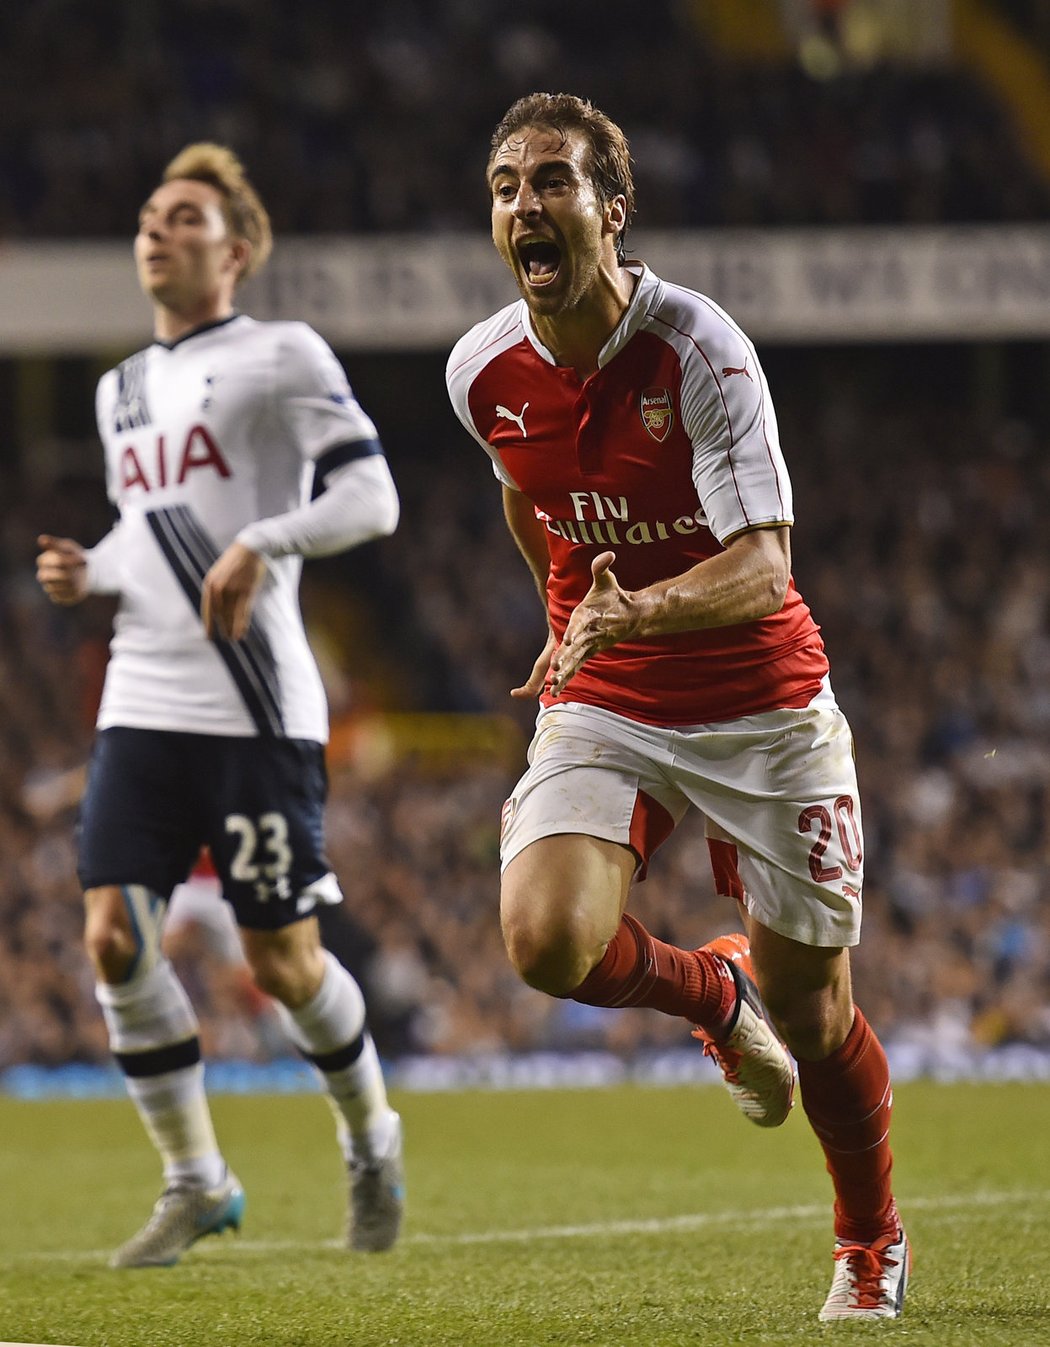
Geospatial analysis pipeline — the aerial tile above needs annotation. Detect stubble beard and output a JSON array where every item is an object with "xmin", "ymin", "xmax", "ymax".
[{"xmin": 523, "ymin": 247, "xmax": 602, "ymax": 323}]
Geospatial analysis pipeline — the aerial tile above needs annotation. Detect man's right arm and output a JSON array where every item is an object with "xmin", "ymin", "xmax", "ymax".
[
  {"xmin": 36, "ymin": 525, "xmax": 123, "ymax": 605},
  {"xmin": 36, "ymin": 534, "xmax": 88, "ymax": 606},
  {"xmin": 502, "ymin": 484, "xmax": 550, "ymax": 601},
  {"xmin": 501, "ymin": 484, "xmax": 556, "ymax": 700}
]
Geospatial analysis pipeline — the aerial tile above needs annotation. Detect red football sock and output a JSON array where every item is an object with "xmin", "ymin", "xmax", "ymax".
[
  {"xmin": 797, "ymin": 1007, "xmax": 898, "ymax": 1244},
  {"xmin": 568, "ymin": 912, "xmax": 736, "ymax": 1031}
]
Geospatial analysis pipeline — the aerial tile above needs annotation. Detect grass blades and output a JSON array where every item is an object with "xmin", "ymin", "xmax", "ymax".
[{"xmin": 1, "ymin": 1081, "xmax": 1048, "ymax": 1346}]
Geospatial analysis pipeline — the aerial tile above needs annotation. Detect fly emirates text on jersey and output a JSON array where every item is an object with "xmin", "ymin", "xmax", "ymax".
[{"xmin": 539, "ymin": 490, "xmax": 706, "ymax": 547}]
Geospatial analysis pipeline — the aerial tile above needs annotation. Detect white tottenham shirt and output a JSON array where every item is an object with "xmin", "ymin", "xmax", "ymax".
[{"xmin": 86, "ymin": 314, "xmax": 382, "ymax": 743}]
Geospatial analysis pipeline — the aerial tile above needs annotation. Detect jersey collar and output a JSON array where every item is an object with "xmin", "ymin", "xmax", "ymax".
[
  {"xmin": 154, "ymin": 312, "xmax": 244, "ymax": 351},
  {"xmin": 519, "ymin": 261, "xmax": 658, "ymax": 370}
]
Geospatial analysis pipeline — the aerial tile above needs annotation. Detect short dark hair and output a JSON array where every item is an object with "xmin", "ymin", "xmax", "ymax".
[{"xmin": 488, "ymin": 92, "xmax": 635, "ymax": 263}]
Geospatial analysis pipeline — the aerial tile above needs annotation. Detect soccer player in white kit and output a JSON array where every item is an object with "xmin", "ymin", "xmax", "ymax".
[
  {"xmin": 447, "ymin": 94, "xmax": 909, "ymax": 1321},
  {"xmin": 36, "ymin": 144, "xmax": 404, "ymax": 1267}
]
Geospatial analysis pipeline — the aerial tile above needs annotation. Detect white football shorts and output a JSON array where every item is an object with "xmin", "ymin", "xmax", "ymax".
[{"xmin": 500, "ymin": 679, "xmax": 864, "ymax": 948}]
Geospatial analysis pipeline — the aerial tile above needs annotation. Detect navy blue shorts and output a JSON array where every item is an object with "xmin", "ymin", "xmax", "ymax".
[{"xmin": 77, "ymin": 727, "xmax": 341, "ymax": 930}]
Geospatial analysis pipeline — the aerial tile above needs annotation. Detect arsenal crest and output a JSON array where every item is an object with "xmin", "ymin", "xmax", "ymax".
[{"xmin": 640, "ymin": 387, "xmax": 674, "ymax": 442}]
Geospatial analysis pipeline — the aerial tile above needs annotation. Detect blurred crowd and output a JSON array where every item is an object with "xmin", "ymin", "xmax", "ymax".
[
  {"xmin": 2, "ymin": 0, "xmax": 1049, "ymax": 240},
  {"xmin": 2, "ymin": 360, "xmax": 1049, "ymax": 1070},
  {"xmin": 3, "ymin": 0, "xmax": 1050, "ymax": 1073}
]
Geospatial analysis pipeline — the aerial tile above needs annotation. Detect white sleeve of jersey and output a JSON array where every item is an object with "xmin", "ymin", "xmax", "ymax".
[
  {"xmin": 679, "ymin": 317, "xmax": 793, "ymax": 544},
  {"xmin": 275, "ymin": 323, "xmax": 379, "ymax": 459},
  {"xmin": 446, "ymin": 322, "xmax": 518, "ymax": 489},
  {"xmin": 84, "ymin": 524, "xmax": 124, "ymax": 594},
  {"xmin": 235, "ymin": 454, "xmax": 399, "ymax": 559},
  {"xmin": 83, "ymin": 372, "xmax": 125, "ymax": 594}
]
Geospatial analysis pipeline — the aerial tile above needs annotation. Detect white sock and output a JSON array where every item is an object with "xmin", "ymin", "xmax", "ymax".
[
  {"xmin": 96, "ymin": 957, "xmax": 198, "ymax": 1050},
  {"xmin": 126, "ymin": 1066, "xmax": 226, "ymax": 1189},
  {"xmin": 277, "ymin": 951, "xmax": 395, "ymax": 1164},
  {"xmin": 96, "ymin": 959, "xmax": 224, "ymax": 1189}
]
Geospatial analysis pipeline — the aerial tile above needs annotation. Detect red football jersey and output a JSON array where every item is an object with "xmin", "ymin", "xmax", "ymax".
[{"xmin": 447, "ymin": 264, "xmax": 828, "ymax": 726}]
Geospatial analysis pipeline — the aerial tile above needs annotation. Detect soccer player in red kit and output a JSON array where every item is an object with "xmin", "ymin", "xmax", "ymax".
[{"xmin": 447, "ymin": 93, "xmax": 908, "ymax": 1321}]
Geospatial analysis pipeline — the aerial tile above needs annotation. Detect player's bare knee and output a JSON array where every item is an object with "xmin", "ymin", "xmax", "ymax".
[
  {"xmin": 84, "ymin": 923, "xmax": 137, "ymax": 982},
  {"xmin": 245, "ymin": 943, "xmax": 322, "ymax": 1008},
  {"xmin": 762, "ymin": 987, "xmax": 848, "ymax": 1061},
  {"xmin": 84, "ymin": 890, "xmax": 138, "ymax": 982},
  {"xmin": 247, "ymin": 953, "xmax": 294, "ymax": 1003},
  {"xmin": 502, "ymin": 913, "xmax": 596, "ymax": 996}
]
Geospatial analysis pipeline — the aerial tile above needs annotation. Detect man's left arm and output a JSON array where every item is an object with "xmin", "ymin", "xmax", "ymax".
[
  {"xmin": 202, "ymin": 455, "xmax": 399, "ymax": 640},
  {"xmin": 550, "ymin": 526, "xmax": 790, "ymax": 696},
  {"xmin": 202, "ymin": 325, "xmax": 399, "ymax": 640}
]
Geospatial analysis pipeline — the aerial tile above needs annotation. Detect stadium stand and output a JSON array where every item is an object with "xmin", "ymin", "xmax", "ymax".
[
  {"xmin": 2, "ymin": 0, "xmax": 1050, "ymax": 1074},
  {"xmin": 3, "ymin": 365, "xmax": 1050, "ymax": 1068},
  {"xmin": 1, "ymin": 0, "xmax": 1049, "ymax": 239}
]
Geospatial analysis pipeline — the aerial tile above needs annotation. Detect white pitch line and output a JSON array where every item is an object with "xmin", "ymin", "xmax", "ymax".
[{"xmin": 10, "ymin": 1188, "xmax": 1049, "ymax": 1265}]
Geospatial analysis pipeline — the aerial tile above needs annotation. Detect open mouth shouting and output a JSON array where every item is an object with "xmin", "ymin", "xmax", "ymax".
[{"xmin": 517, "ymin": 238, "xmax": 562, "ymax": 289}]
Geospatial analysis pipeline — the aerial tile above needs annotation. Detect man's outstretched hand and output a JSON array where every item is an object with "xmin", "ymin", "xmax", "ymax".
[{"xmin": 550, "ymin": 552, "xmax": 640, "ymax": 696}]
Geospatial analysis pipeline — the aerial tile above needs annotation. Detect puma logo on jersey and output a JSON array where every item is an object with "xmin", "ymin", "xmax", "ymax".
[
  {"xmin": 722, "ymin": 358, "xmax": 752, "ymax": 381},
  {"xmin": 495, "ymin": 401, "xmax": 529, "ymax": 437}
]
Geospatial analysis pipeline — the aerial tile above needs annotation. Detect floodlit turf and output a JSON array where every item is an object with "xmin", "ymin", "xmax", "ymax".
[{"xmin": 1, "ymin": 1081, "xmax": 1048, "ymax": 1346}]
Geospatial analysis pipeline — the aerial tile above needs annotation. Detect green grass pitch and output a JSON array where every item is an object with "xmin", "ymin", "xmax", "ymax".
[{"xmin": 2, "ymin": 1081, "xmax": 1048, "ymax": 1346}]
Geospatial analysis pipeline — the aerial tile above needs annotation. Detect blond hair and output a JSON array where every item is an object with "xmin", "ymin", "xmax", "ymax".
[{"xmin": 162, "ymin": 143, "xmax": 273, "ymax": 281}]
